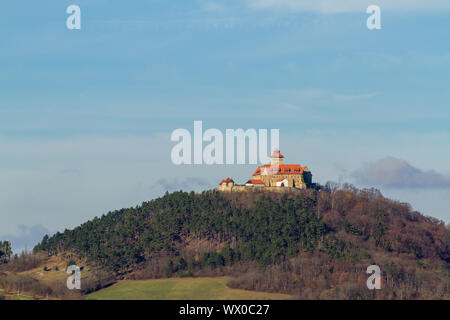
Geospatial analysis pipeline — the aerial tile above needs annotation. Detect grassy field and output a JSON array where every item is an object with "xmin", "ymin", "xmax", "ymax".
[
  {"xmin": 87, "ymin": 277, "xmax": 292, "ymax": 300},
  {"xmin": 0, "ymin": 287, "xmax": 35, "ymax": 300}
]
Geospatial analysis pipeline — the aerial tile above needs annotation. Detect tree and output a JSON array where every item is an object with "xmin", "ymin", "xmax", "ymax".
[
  {"xmin": 0, "ymin": 241, "xmax": 12, "ymax": 264},
  {"xmin": 165, "ymin": 259, "xmax": 174, "ymax": 277},
  {"xmin": 177, "ymin": 257, "xmax": 187, "ymax": 271}
]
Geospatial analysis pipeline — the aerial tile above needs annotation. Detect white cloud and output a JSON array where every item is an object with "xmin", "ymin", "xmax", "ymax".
[
  {"xmin": 351, "ymin": 157, "xmax": 450, "ymax": 189},
  {"xmin": 279, "ymin": 103, "xmax": 301, "ymax": 110},
  {"xmin": 245, "ymin": 0, "xmax": 450, "ymax": 13},
  {"xmin": 150, "ymin": 177, "xmax": 216, "ymax": 194},
  {"xmin": 202, "ymin": 1, "xmax": 226, "ymax": 12}
]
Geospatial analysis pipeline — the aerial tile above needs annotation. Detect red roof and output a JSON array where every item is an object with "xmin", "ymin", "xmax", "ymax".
[
  {"xmin": 271, "ymin": 148, "xmax": 284, "ymax": 158},
  {"xmin": 277, "ymin": 178, "xmax": 286, "ymax": 182},
  {"xmin": 253, "ymin": 164, "xmax": 306, "ymax": 176},
  {"xmin": 219, "ymin": 177, "xmax": 234, "ymax": 185},
  {"xmin": 246, "ymin": 179, "xmax": 265, "ymax": 185}
]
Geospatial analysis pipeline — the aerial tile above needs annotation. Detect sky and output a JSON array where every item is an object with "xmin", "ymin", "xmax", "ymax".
[{"xmin": 1, "ymin": 0, "xmax": 450, "ymax": 253}]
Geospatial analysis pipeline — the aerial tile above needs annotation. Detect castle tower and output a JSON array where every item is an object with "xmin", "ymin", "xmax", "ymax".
[{"xmin": 270, "ymin": 149, "xmax": 284, "ymax": 165}]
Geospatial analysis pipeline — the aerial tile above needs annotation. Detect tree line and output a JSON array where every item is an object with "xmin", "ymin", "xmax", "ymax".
[{"xmin": 0, "ymin": 241, "xmax": 12, "ymax": 264}]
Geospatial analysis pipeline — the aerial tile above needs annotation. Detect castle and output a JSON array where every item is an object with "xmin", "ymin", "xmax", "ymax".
[{"xmin": 219, "ymin": 149, "xmax": 313, "ymax": 192}]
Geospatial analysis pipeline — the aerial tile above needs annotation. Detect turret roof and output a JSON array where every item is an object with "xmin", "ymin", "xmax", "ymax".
[{"xmin": 271, "ymin": 148, "xmax": 284, "ymax": 158}]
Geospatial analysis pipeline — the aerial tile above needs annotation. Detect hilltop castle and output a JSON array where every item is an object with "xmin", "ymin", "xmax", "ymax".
[{"xmin": 219, "ymin": 149, "xmax": 313, "ymax": 192}]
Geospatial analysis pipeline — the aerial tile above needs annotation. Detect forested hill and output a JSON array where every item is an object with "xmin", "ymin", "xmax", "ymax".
[
  {"xmin": 34, "ymin": 186, "xmax": 450, "ymax": 298},
  {"xmin": 34, "ymin": 189, "xmax": 326, "ymax": 272}
]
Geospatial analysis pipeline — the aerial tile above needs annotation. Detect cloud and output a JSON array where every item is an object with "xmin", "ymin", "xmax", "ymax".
[
  {"xmin": 352, "ymin": 157, "xmax": 450, "ymax": 189},
  {"xmin": 150, "ymin": 177, "xmax": 216, "ymax": 194},
  {"xmin": 0, "ymin": 224, "xmax": 50, "ymax": 254},
  {"xmin": 245, "ymin": 0, "xmax": 450, "ymax": 13},
  {"xmin": 333, "ymin": 92, "xmax": 379, "ymax": 102},
  {"xmin": 202, "ymin": 1, "xmax": 226, "ymax": 12},
  {"xmin": 278, "ymin": 103, "xmax": 301, "ymax": 111}
]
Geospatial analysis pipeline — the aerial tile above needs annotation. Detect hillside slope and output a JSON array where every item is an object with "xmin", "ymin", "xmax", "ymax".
[{"xmin": 34, "ymin": 186, "xmax": 450, "ymax": 299}]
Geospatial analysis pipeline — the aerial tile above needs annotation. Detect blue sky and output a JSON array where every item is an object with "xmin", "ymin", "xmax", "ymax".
[{"xmin": 1, "ymin": 0, "xmax": 450, "ymax": 252}]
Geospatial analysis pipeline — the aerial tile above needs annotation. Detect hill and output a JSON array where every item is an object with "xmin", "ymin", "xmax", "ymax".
[{"xmin": 27, "ymin": 185, "xmax": 450, "ymax": 299}]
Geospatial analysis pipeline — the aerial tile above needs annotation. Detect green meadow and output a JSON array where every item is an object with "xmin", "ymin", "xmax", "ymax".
[{"xmin": 87, "ymin": 277, "xmax": 292, "ymax": 300}]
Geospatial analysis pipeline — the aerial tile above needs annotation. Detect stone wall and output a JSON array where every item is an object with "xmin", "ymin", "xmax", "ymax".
[{"xmin": 259, "ymin": 175, "xmax": 307, "ymax": 189}]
